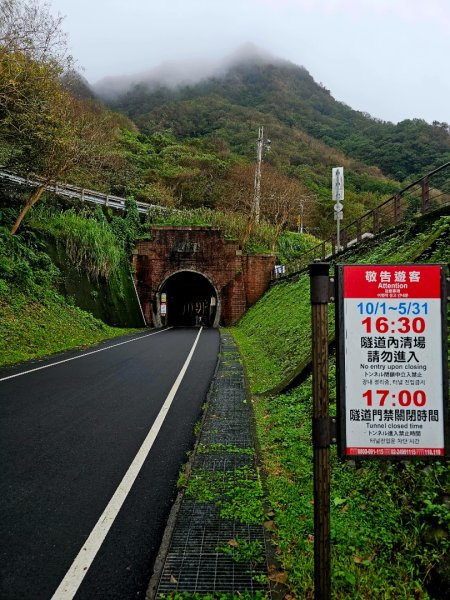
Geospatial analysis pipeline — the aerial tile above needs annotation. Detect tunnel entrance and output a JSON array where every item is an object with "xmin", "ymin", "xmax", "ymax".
[{"xmin": 160, "ymin": 271, "xmax": 218, "ymax": 327}]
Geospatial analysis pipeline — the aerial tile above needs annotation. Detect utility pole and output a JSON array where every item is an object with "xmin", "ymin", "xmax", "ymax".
[
  {"xmin": 298, "ymin": 194, "xmax": 316, "ymax": 234},
  {"xmin": 253, "ymin": 127, "xmax": 270, "ymax": 224}
]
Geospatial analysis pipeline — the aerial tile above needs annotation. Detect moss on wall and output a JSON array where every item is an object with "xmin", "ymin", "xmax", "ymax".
[{"xmin": 47, "ymin": 241, "xmax": 144, "ymax": 328}]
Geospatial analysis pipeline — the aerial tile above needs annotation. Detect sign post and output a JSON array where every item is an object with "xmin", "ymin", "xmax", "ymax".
[
  {"xmin": 309, "ymin": 262, "xmax": 334, "ymax": 600},
  {"xmin": 336, "ymin": 264, "xmax": 449, "ymax": 459}
]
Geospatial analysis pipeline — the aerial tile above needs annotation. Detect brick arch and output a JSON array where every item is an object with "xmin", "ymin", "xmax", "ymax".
[{"xmin": 132, "ymin": 226, "xmax": 275, "ymax": 327}]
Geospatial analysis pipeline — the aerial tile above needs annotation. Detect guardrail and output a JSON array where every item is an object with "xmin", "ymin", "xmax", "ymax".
[
  {"xmin": 0, "ymin": 169, "xmax": 172, "ymax": 215},
  {"xmin": 281, "ymin": 161, "xmax": 450, "ymax": 277}
]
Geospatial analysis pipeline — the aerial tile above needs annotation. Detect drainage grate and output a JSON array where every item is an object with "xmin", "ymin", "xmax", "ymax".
[
  {"xmin": 158, "ymin": 553, "xmax": 266, "ymax": 594},
  {"xmin": 155, "ymin": 332, "xmax": 269, "ymax": 597},
  {"xmin": 195, "ymin": 454, "xmax": 255, "ymax": 471}
]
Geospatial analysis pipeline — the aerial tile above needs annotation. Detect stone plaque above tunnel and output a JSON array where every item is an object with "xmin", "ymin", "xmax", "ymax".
[{"xmin": 132, "ymin": 226, "xmax": 276, "ymax": 328}]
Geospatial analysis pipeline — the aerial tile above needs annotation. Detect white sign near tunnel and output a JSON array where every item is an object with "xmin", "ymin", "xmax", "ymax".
[{"xmin": 332, "ymin": 167, "xmax": 344, "ymax": 201}]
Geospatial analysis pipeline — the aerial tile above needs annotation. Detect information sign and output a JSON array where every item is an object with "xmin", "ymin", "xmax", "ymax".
[
  {"xmin": 160, "ymin": 303, "xmax": 167, "ymax": 316},
  {"xmin": 332, "ymin": 167, "xmax": 344, "ymax": 201},
  {"xmin": 336, "ymin": 264, "xmax": 449, "ymax": 459}
]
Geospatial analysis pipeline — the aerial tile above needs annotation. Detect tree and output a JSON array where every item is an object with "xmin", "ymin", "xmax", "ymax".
[
  {"xmin": 219, "ymin": 162, "xmax": 314, "ymax": 249},
  {"xmin": 0, "ymin": 0, "xmax": 122, "ymax": 234},
  {"xmin": 0, "ymin": 0, "xmax": 69, "ymax": 64},
  {"xmin": 0, "ymin": 0, "xmax": 71, "ymax": 115},
  {"xmin": 259, "ymin": 165, "xmax": 313, "ymax": 251},
  {"xmin": 9, "ymin": 90, "xmax": 120, "ymax": 233}
]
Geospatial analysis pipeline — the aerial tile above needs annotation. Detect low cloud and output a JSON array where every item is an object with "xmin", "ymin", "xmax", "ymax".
[{"xmin": 93, "ymin": 43, "xmax": 287, "ymax": 100}]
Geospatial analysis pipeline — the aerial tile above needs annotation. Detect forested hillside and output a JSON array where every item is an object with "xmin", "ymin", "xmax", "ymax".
[
  {"xmin": 108, "ymin": 55, "xmax": 450, "ymax": 183},
  {"xmin": 3, "ymin": 0, "xmax": 449, "ymax": 244},
  {"xmin": 91, "ymin": 49, "xmax": 450, "ymax": 237},
  {"xmin": 2, "ymin": 1, "xmax": 450, "ymax": 275}
]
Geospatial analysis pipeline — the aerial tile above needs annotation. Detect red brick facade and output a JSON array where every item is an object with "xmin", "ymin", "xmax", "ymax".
[{"xmin": 132, "ymin": 226, "xmax": 275, "ymax": 327}]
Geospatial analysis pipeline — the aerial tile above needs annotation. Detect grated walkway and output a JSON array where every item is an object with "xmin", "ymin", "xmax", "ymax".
[{"xmin": 151, "ymin": 331, "xmax": 269, "ymax": 597}]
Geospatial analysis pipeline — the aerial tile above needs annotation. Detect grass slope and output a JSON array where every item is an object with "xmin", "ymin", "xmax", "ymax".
[
  {"xmin": 233, "ymin": 209, "xmax": 450, "ymax": 394},
  {"xmin": 0, "ymin": 284, "xmax": 135, "ymax": 367},
  {"xmin": 0, "ymin": 205, "xmax": 142, "ymax": 368},
  {"xmin": 232, "ymin": 208, "xmax": 450, "ymax": 598}
]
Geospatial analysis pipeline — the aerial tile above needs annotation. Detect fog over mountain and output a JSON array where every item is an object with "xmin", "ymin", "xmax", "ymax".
[{"xmin": 92, "ymin": 44, "xmax": 289, "ymax": 99}]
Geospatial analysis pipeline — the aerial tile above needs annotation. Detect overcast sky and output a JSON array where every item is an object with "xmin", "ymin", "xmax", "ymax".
[{"xmin": 49, "ymin": 0, "xmax": 450, "ymax": 124}]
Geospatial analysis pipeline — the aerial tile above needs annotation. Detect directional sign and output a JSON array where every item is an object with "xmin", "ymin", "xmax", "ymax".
[
  {"xmin": 336, "ymin": 264, "xmax": 449, "ymax": 459},
  {"xmin": 332, "ymin": 167, "xmax": 344, "ymax": 201}
]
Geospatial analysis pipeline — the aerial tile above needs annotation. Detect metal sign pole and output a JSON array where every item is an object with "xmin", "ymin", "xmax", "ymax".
[
  {"xmin": 336, "ymin": 209, "xmax": 340, "ymax": 253},
  {"xmin": 309, "ymin": 262, "xmax": 332, "ymax": 600},
  {"xmin": 253, "ymin": 127, "xmax": 263, "ymax": 224}
]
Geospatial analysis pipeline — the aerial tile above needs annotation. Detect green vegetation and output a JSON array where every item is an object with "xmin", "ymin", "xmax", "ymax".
[
  {"xmin": 234, "ymin": 210, "xmax": 450, "ymax": 394},
  {"xmin": 0, "ymin": 195, "xmax": 143, "ymax": 367},
  {"xmin": 0, "ymin": 283, "xmax": 132, "ymax": 366},
  {"xmin": 215, "ymin": 538, "xmax": 265, "ymax": 566},
  {"xmin": 232, "ymin": 277, "xmax": 313, "ymax": 393},
  {"xmin": 106, "ymin": 58, "xmax": 450, "ymax": 239},
  {"xmin": 254, "ymin": 372, "xmax": 450, "ymax": 598},
  {"xmin": 197, "ymin": 443, "xmax": 254, "ymax": 455},
  {"xmin": 232, "ymin": 208, "xmax": 450, "ymax": 598},
  {"xmin": 146, "ymin": 204, "xmax": 320, "ymax": 259},
  {"xmin": 110, "ymin": 90, "xmax": 403, "ymax": 238},
  {"xmin": 185, "ymin": 465, "xmax": 265, "ymax": 525},
  {"xmin": 4, "ymin": 1, "xmax": 448, "ymax": 249},
  {"xmin": 2, "ymin": 6, "xmax": 449, "ymax": 595},
  {"xmin": 28, "ymin": 207, "xmax": 124, "ymax": 280},
  {"xmin": 112, "ymin": 60, "xmax": 450, "ymax": 185},
  {"xmin": 158, "ymin": 592, "xmax": 268, "ymax": 600}
]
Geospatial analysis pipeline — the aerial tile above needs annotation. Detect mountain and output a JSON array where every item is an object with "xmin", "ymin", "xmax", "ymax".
[
  {"xmin": 92, "ymin": 44, "xmax": 284, "ymax": 100},
  {"xmin": 97, "ymin": 47, "xmax": 450, "ymax": 183},
  {"xmin": 88, "ymin": 48, "xmax": 450, "ymax": 237}
]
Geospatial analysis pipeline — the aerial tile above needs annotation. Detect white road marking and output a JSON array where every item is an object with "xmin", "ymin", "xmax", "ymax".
[
  {"xmin": 50, "ymin": 327, "xmax": 203, "ymax": 599},
  {"xmin": 0, "ymin": 328, "xmax": 173, "ymax": 383}
]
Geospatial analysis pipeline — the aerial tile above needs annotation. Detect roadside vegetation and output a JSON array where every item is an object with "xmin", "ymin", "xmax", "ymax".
[
  {"xmin": 0, "ymin": 194, "xmax": 144, "ymax": 367},
  {"xmin": 232, "ymin": 208, "xmax": 450, "ymax": 598},
  {"xmin": 146, "ymin": 205, "xmax": 320, "ymax": 260}
]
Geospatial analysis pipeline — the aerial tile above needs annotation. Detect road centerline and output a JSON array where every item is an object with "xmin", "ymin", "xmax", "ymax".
[{"xmin": 50, "ymin": 327, "xmax": 203, "ymax": 600}]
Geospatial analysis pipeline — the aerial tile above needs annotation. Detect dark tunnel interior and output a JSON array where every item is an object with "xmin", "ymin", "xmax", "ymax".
[{"xmin": 160, "ymin": 271, "xmax": 217, "ymax": 327}]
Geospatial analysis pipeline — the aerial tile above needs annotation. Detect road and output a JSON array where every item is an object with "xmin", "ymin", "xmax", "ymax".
[{"xmin": 0, "ymin": 327, "xmax": 220, "ymax": 599}]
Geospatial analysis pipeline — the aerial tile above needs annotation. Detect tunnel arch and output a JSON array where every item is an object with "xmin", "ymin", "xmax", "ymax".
[{"xmin": 156, "ymin": 269, "xmax": 220, "ymax": 328}]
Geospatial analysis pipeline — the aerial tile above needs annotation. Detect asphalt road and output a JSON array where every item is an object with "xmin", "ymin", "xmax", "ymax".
[{"xmin": 0, "ymin": 327, "xmax": 220, "ymax": 599}]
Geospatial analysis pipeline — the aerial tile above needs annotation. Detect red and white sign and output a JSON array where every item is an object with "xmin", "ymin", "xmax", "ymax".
[{"xmin": 338, "ymin": 264, "xmax": 447, "ymax": 458}]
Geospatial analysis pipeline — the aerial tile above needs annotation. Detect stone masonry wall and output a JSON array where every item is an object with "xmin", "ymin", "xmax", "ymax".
[{"xmin": 132, "ymin": 226, "xmax": 275, "ymax": 327}]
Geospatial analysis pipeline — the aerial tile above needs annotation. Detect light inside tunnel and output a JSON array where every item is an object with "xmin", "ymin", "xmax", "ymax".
[{"xmin": 160, "ymin": 271, "xmax": 218, "ymax": 327}]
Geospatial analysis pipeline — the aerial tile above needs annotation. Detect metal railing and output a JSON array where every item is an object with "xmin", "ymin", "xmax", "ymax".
[
  {"xmin": 2, "ymin": 163, "xmax": 449, "ymax": 267},
  {"xmin": 281, "ymin": 161, "xmax": 450, "ymax": 277},
  {"xmin": 0, "ymin": 169, "xmax": 172, "ymax": 215}
]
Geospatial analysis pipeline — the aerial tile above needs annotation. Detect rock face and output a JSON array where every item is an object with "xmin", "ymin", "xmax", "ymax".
[{"xmin": 132, "ymin": 226, "xmax": 275, "ymax": 327}]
